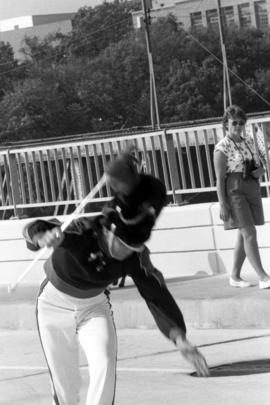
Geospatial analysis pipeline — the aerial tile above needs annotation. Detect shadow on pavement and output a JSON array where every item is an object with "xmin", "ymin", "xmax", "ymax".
[{"xmin": 192, "ymin": 359, "xmax": 270, "ymax": 377}]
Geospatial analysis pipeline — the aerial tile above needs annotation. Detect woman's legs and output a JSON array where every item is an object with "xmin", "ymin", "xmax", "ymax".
[
  {"xmin": 239, "ymin": 225, "xmax": 270, "ymax": 281},
  {"xmin": 231, "ymin": 230, "xmax": 246, "ymax": 280},
  {"xmin": 78, "ymin": 296, "xmax": 117, "ymax": 405}
]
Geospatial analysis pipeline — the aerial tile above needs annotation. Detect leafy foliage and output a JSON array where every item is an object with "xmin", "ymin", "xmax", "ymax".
[
  {"xmin": 67, "ymin": 1, "xmax": 134, "ymax": 59},
  {"xmin": 0, "ymin": 41, "xmax": 26, "ymax": 101},
  {"xmin": 1, "ymin": 3, "xmax": 270, "ymax": 141}
]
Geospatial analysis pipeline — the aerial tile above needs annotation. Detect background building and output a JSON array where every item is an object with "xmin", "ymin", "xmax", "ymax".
[
  {"xmin": 132, "ymin": 0, "xmax": 270, "ymax": 31},
  {"xmin": 0, "ymin": 13, "xmax": 75, "ymax": 59},
  {"xmin": 0, "ymin": 0, "xmax": 106, "ymax": 20}
]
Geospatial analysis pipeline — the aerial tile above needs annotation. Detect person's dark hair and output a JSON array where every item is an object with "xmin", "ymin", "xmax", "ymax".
[
  {"xmin": 222, "ymin": 105, "xmax": 247, "ymax": 131},
  {"xmin": 105, "ymin": 152, "xmax": 139, "ymax": 183}
]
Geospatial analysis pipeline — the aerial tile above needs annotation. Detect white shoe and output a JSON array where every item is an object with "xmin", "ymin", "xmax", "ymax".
[
  {"xmin": 229, "ymin": 278, "xmax": 252, "ymax": 288},
  {"xmin": 259, "ymin": 279, "xmax": 270, "ymax": 289}
]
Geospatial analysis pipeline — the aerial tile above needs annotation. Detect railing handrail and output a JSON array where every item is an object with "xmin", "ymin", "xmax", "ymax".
[
  {"xmin": 0, "ymin": 130, "xmax": 165, "ymax": 155},
  {"xmin": 0, "ymin": 114, "xmax": 269, "ymax": 217},
  {"xmin": 0, "ymin": 110, "xmax": 269, "ymax": 152}
]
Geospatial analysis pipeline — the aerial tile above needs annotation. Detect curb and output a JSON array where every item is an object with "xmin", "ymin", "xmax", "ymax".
[{"xmin": 1, "ymin": 288, "xmax": 270, "ymax": 330}]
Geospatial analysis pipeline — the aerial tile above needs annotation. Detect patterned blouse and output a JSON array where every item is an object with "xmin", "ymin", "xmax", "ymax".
[{"xmin": 214, "ymin": 134, "xmax": 261, "ymax": 174}]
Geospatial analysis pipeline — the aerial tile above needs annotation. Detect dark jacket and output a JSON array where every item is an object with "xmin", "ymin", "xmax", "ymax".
[{"xmin": 23, "ymin": 215, "xmax": 186, "ymax": 341}]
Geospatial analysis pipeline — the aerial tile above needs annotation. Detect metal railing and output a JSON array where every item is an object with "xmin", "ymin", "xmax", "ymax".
[{"xmin": 0, "ymin": 116, "xmax": 269, "ymax": 218}]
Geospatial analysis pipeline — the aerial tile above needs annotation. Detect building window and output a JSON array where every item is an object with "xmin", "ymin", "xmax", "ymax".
[
  {"xmin": 255, "ymin": 0, "xmax": 269, "ymax": 29},
  {"xmin": 222, "ymin": 6, "xmax": 235, "ymax": 28},
  {"xmin": 190, "ymin": 11, "xmax": 203, "ymax": 30},
  {"xmin": 206, "ymin": 9, "xmax": 218, "ymax": 29},
  {"xmin": 238, "ymin": 3, "xmax": 252, "ymax": 28}
]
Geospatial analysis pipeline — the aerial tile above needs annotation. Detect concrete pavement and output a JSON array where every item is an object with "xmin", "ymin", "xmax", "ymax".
[
  {"xmin": 1, "ymin": 328, "xmax": 270, "ymax": 405},
  {"xmin": 1, "ymin": 274, "xmax": 270, "ymax": 404},
  {"xmin": 1, "ymin": 274, "xmax": 270, "ymax": 329}
]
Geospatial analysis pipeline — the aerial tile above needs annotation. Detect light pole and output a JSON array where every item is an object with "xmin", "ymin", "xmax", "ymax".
[
  {"xmin": 141, "ymin": 0, "xmax": 160, "ymax": 129},
  {"xmin": 216, "ymin": 0, "xmax": 232, "ymax": 111}
]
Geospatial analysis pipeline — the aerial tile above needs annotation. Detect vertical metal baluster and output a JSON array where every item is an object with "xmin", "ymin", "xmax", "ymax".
[
  {"xmin": 158, "ymin": 134, "xmax": 170, "ymax": 189},
  {"xmin": 150, "ymin": 136, "xmax": 158, "ymax": 176},
  {"xmin": 194, "ymin": 130, "xmax": 205, "ymax": 188},
  {"xmin": 16, "ymin": 153, "xmax": 27, "ymax": 204},
  {"xmin": 176, "ymin": 132, "xmax": 187, "ymax": 189},
  {"xmin": 53, "ymin": 149, "xmax": 63, "ymax": 201},
  {"xmin": 184, "ymin": 131, "xmax": 195, "ymax": 189},
  {"xmin": 93, "ymin": 144, "xmax": 103, "ymax": 197},
  {"xmin": 101, "ymin": 143, "xmax": 110, "ymax": 196},
  {"xmin": 141, "ymin": 137, "xmax": 150, "ymax": 174},
  {"xmin": 39, "ymin": 151, "xmax": 49, "ymax": 202},
  {"xmin": 62, "ymin": 148, "xmax": 71, "ymax": 201},
  {"xmin": 203, "ymin": 129, "xmax": 215, "ymax": 187},
  {"xmin": 23, "ymin": 152, "xmax": 34, "ymax": 203},
  {"xmin": 76, "ymin": 146, "xmax": 86, "ymax": 197},
  {"xmin": 69, "ymin": 146, "xmax": 79, "ymax": 202},
  {"xmin": 46, "ymin": 149, "xmax": 56, "ymax": 202},
  {"xmin": 0, "ymin": 159, "xmax": 5, "ymax": 205},
  {"xmin": 84, "ymin": 144, "xmax": 94, "ymax": 191},
  {"xmin": 31, "ymin": 151, "xmax": 41, "ymax": 203}
]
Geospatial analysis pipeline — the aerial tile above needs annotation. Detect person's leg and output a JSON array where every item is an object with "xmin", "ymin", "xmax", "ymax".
[
  {"xmin": 231, "ymin": 230, "xmax": 246, "ymax": 280},
  {"xmin": 37, "ymin": 283, "xmax": 81, "ymax": 405},
  {"xmin": 78, "ymin": 294, "xmax": 117, "ymax": 405},
  {"xmin": 239, "ymin": 225, "xmax": 270, "ymax": 281},
  {"xmin": 118, "ymin": 275, "xmax": 126, "ymax": 288}
]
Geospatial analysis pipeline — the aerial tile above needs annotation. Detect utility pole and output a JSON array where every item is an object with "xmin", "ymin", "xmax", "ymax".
[
  {"xmin": 141, "ymin": 0, "xmax": 160, "ymax": 129},
  {"xmin": 216, "ymin": 0, "xmax": 232, "ymax": 111}
]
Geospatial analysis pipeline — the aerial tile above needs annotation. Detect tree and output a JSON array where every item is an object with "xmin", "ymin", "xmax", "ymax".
[
  {"xmin": 2, "ymin": 13, "xmax": 270, "ymax": 141},
  {"xmin": 67, "ymin": 1, "xmax": 134, "ymax": 59},
  {"xmin": 224, "ymin": 28, "xmax": 270, "ymax": 80},
  {"xmin": 158, "ymin": 59, "xmax": 222, "ymax": 122},
  {"xmin": 0, "ymin": 41, "xmax": 25, "ymax": 101},
  {"xmin": 74, "ymin": 34, "xmax": 150, "ymax": 130},
  {"xmin": 0, "ymin": 75, "xmax": 92, "ymax": 142}
]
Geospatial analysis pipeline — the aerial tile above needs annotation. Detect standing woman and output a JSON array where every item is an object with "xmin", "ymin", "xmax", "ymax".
[{"xmin": 214, "ymin": 105, "xmax": 270, "ymax": 288}]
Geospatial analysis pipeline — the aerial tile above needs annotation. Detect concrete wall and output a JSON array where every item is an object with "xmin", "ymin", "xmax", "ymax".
[
  {"xmin": 0, "ymin": 199, "xmax": 270, "ymax": 287},
  {"xmin": 149, "ymin": 199, "xmax": 270, "ymax": 280}
]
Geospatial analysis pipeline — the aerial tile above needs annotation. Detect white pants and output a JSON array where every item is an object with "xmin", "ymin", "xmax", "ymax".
[{"xmin": 37, "ymin": 282, "xmax": 117, "ymax": 405}]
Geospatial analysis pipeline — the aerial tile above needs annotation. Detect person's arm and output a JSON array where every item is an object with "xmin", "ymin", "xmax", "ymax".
[
  {"xmin": 126, "ymin": 251, "xmax": 209, "ymax": 377},
  {"xmin": 213, "ymin": 150, "xmax": 230, "ymax": 222},
  {"xmin": 22, "ymin": 216, "xmax": 99, "ymax": 251},
  {"xmin": 146, "ymin": 176, "xmax": 167, "ymax": 218},
  {"xmin": 22, "ymin": 219, "xmax": 63, "ymax": 250},
  {"xmin": 130, "ymin": 256, "xmax": 187, "ymax": 338}
]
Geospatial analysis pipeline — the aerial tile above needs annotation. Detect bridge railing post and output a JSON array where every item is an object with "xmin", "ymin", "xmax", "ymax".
[
  {"xmin": 7, "ymin": 150, "xmax": 23, "ymax": 218},
  {"xmin": 164, "ymin": 129, "xmax": 182, "ymax": 205}
]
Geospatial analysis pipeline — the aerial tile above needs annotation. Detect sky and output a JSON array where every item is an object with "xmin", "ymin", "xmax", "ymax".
[{"xmin": 0, "ymin": 0, "xmax": 112, "ymax": 20}]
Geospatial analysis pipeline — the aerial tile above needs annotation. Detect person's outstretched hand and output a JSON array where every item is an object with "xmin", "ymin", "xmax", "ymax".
[
  {"xmin": 33, "ymin": 227, "xmax": 64, "ymax": 249},
  {"xmin": 176, "ymin": 336, "xmax": 210, "ymax": 377}
]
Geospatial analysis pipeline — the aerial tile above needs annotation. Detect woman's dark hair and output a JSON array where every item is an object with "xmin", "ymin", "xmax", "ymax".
[{"xmin": 222, "ymin": 105, "xmax": 247, "ymax": 131}]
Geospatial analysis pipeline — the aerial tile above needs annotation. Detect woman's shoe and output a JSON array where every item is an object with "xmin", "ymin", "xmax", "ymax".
[
  {"xmin": 229, "ymin": 278, "xmax": 252, "ymax": 288},
  {"xmin": 259, "ymin": 279, "xmax": 270, "ymax": 289}
]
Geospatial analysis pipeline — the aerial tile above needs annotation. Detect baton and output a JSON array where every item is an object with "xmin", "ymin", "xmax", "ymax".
[{"xmin": 8, "ymin": 175, "xmax": 106, "ymax": 293}]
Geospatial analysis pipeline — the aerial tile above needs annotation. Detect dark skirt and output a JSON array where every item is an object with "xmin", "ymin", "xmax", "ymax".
[{"xmin": 224, "ymin": 173, "xmax": 264, "ymax": 230}]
